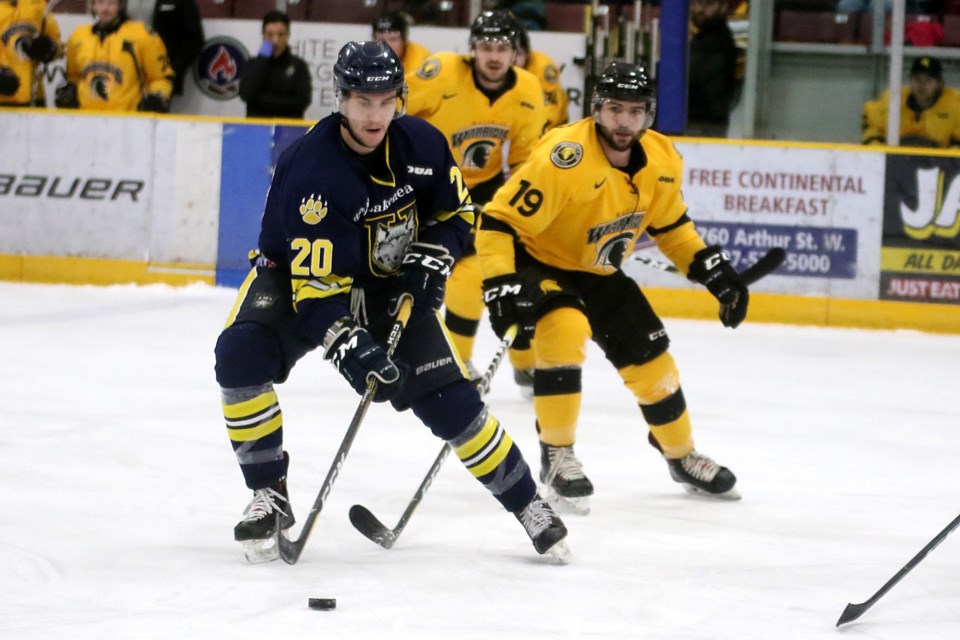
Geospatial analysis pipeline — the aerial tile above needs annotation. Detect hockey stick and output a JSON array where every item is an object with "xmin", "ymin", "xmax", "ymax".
[
  {"xmin": 348, "ymin": 325, "xmax": 519, "ymax": 549},
  {"xmin": 632, "ymin": 246, "xmax": 786, "ymax": 287},
  {"xmin": 836, "ymin": 512, "xmax": 960, "ymax": 626},
  {"xmin": 29, "ymin": 0, "xmax": 63, "ymax": 106},
  {"xmin": 277, "ymin": 296, "xmax": 414, "ymax": 565}
]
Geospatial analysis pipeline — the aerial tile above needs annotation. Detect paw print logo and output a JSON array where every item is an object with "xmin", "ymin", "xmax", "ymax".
[{"xmin": 299, "ymin": 194, "xmax": 327, "ymax": 225}]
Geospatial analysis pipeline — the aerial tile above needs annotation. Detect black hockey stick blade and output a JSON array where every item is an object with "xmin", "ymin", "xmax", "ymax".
[
  {"xmin": 836, "ymin": 512, "xmax": 960, "ymax": 627},
  {"xmin": 739, "ymin": 246, "xmax": 785, "ymax": 286},
  {"xmin": 348, "ymin": 504, "xmax": 397, "ymax": 549}
]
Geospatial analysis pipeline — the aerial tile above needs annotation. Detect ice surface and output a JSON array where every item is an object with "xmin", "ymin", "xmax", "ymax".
[{"xmin": 2, "ymin": 282, "xmax": 958, "ymax": 639}]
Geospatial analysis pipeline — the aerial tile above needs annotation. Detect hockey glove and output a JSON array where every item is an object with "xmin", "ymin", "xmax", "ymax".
[
  {"xmin": 323, "ymin": 318, "xmax": 404, "ymax": 402},
  {"xmin": 389, "ymin": 242, "xmax": 454, "ymax": 317},
  {"xmin": 0, "ymin": 66, "xmax": 20, "ymax": 96},
  {"xmin": 482, "ymin": 274, "xmax": 536, "ymax": 350},
  {"xmin": 54, "ymin": 82, "xmax": 78, "ymax": 108},
  {"xmin": 687, "ymin": 246, "xmax": 749, "ymax": 329},
  {"xmin": 23, "ymin": 35, "xmax": 58, "ymax": 64},
  {"xmin": 138, "ymin": 93, "xmax": 170, "ymax": 113}
]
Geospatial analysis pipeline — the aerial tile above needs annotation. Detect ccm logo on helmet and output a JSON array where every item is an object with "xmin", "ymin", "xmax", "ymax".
[{"xmin": 366, "ymin": 75, "xmax": 390, "ymax": 82}]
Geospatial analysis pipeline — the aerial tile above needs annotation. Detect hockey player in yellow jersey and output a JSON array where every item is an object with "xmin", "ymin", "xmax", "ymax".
[
  {"xmin": 0, "ymin": 0, "xmax": 61, "ymax": 107},
  {"xmin": 406, "ymin": 9, "xmax": 546, "ymax": 389},
  {"xmin": 515, "ymin": 23, "xmax": 569, "ymax": 131},
  {"xmin": 477, "ymin": 61, "xmax": 744, "ymax": 513},
  {"xmin": 372, "ymin": 10, "xmax": 431, "ymax": 75},
  {"xmin": 55, "ymin": 0, "xmax": 173, "ymax": 112}
]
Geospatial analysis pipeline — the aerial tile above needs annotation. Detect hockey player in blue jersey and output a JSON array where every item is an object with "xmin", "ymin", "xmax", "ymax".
[{"xmin": 213, "ymin": 41, "xmax": 569, "ymax": 564}]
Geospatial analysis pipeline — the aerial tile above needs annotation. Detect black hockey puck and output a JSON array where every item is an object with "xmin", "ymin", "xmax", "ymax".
[{"xmin": 308, "ymin": 598, "xmax": 336, "ymax": 610}]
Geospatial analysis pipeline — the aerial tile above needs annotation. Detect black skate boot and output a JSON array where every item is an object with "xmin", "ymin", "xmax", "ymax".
[
  {"xmin": 514, "ymin": 492, "xmax": 572, "ymax": 564},
  {"xmin": 234, "ymin": 457, "xmax": 295, "ymax": 563},
  {"xmin": 648, "ymin": 432, "xmax": 740, "ymax": 500},
  {"xmin": 540, "ymin": 442, "xmax": 594, "ymax": 515},
  {"xmin": 513, "ymin": 368, "xmax": 534, "ymax": 399}
]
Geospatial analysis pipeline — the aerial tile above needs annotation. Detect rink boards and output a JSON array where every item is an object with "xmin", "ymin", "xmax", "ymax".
[{"xmin": 1, "ymin": 109, "xmax": 958, "ymax": 333}]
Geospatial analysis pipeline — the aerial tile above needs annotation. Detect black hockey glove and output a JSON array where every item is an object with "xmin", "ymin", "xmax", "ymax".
[
  {"xmin": 323, "ymin": 319, "xmax": 404, "ymax": 402},
  {"xmin": 54, "ymin": 82, "xmax": 78, "ymax": 108},
  {"xmin": 23, "ymin": 35, "xmax": 58, "ymax": 64},
  {"xmin": 687, "ymin": 246, "xmax": 749, "ymax": 329},
  {"xmin": 138, "ymin": 93, "xmax": 170, "ymax": 113},
  {"xmin": 389, "ymin": 242, "xmax": 454, "ymax": 317},
  {"xmin": 482, "ymin": 274, "xmax": 536, "ymax": 350},
  {"xmin": 0, "ymin": 66, "xmax": 20, "ymax": 96}
]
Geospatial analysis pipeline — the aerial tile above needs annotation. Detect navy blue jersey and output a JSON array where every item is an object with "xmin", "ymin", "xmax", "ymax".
[{"xmin": 257, "ymin": 113, "xmax": 474, "ymax": 343}]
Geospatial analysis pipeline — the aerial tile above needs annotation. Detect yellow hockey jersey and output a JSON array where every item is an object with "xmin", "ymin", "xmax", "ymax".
[
  {"xmin": 64, "ymin": 19, "xmax": 172, "ymax": 112},
  {"xmin": 478, "ymin": 117, "xmax": 706, "ymax": 278},
  {"xmin": 524, "ymin": 50, "xmax": 569, "ymax": 130},
  {"xmin": 401, "ymin": 40, "xmax": 430, "ymax": 75},
  {"xmin": 405, "ymin": 52, "xmax": 547, "ymax": 191},
  {"xmin": 862, "ymin": 86, "xmax": 960, "ymax": 148},
  {"xmin": 0, "ymin": 0, "xmax": 61, "ymax": 106}
]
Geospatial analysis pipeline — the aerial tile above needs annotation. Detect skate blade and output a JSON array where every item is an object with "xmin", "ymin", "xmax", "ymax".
[
  {"xmin": 544, "ymin": 539, "xmax": 573, "ymax": 565},
  {"xmin": 543, "ymin": 487, "xmax": 591, "ymax": 515},
  {"xmin": 680, "ymin": 483, "xmax": 742, "ymax": 501},
  {"xmin": 240, "ymin": 534, "xmax": 280, "ymax": 563}
]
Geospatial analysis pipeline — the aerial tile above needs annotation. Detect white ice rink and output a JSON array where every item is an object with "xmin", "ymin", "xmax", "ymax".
[{"xmin": 2, "ymin": 281, "xmax": 958, "ymax": 639}]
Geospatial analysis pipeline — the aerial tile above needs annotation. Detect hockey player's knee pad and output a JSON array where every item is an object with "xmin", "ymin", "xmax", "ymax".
[
  {"xmin": 411, "ymin": 379, "xmax": 486, "ymax": 441},
  {"xmin": 618, "ymin": 351, "xmax": 681, "ymax": 404},
  {"xmin": 535, "ymin": 307, "xmax": 590, "ymax": 368},
  {"xmin": 215, "ymin": 322, "xmax": 283, "ymax": 388}
]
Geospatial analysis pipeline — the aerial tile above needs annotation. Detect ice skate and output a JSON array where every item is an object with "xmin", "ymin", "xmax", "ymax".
[
  {"xmin": 514, "ymin": 492, "xmax": 572, "ymax": 564},
  {"xmin": 665, "ymin": 450, "xmax": 740, "ymax": 500},
  {"xmin": 513, "ymin": 368, "xmax": 534, "ymax": 399},
  {"xmin": 234, "ymin": 480, "xmax": 295, "ymax": 563},
  {"xmin": 540, "ymin": 442, "xmax": 594, "ymax": 515}
]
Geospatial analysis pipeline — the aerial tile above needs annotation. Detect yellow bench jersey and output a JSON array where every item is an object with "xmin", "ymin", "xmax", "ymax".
[
  {"xmin": 64, "ymin": 20, "xmax": 172, "ymax": 111},
  {"xmin": 0, "ymin": 0, "xmax": 61, "ymax": 106},
  {"xmin": 405, "ymin": 52, "xmax": 547, "ymax": 190},
  {"xmin": 862, "ymin": 86, "xmax": 960, "ymax": 148},
  {"xmin": 479, "ymin": 117, "xmax": 707, "ymax": 277},
  {"xmin": 525, "ymin": 50, "xmax": 569, "ymax": 130}
]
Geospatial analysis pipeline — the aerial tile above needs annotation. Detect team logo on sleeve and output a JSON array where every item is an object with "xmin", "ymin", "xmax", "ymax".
[
  {"xmin": 544, "ymin": 64, "xmax": 561, "ymax": 83},
  {"xmin": 299, "ymin": 194, "xmax": 328, "ymax": 225},
  {"xmin": 550, "ymin": 142, "xmax": 583, "ymax": 169},
  {"xmin": 416, "ymin": 58, "xmax": 441, "ymax": 80}
]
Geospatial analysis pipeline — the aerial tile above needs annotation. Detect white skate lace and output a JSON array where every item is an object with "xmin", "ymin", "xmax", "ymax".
[
  {"xmin": 518, "ymin": 498, "xmax": 554, "ymax": 537},
  {"xmin": 241, "ymin": 487, "xmax": 287, "ymax": 522},
  {"xmin": 681, "ymin": 451, "xmax": 720, "ymax": 482},
  {"xmin": 544, "ymin": 446, "xmax": 587, "ymax": 484}
]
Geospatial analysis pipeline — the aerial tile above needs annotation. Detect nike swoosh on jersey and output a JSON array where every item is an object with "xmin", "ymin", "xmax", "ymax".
[
  {"xmin": 594, "ymin": 178, "xmax": 607, "ymax": 189},
  {"xmin": 442, "ymin": 93, "xmax": 457, "ymax": 99}
]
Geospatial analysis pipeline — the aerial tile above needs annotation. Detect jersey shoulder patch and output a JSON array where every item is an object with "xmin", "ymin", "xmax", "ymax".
[
  {"xmin": 416, "ymin": 57, "xmax": 442, "ymax": 80},
  {"xmin": 550, "ymin": 141, "xmax": 583, "ymax": 169}
]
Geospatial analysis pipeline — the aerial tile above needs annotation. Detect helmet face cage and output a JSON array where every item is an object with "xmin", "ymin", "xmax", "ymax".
[
  {"xmin": 334, "ymin": 41, "xmax": 408, "ymax": 119},
  {"xmin": 592, "ymin": 61, "xmax": 657, "ymax": 131},
  {"xmin": 469, "ymin": 10, "xmax": 521, "ymax": 50}
]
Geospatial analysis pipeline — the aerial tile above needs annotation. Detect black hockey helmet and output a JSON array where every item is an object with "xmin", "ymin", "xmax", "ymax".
[
  {"xmin": 334, "ymin": 41, "xmax": 407, "ymax": 117},
  {"xmin": 516, "ymin": 21, "xmax": 531, "ymax": 53},
  {"xmin": 372, "ymin": 10, "xmax": 409, "ymax": 39},
  {"xmin": 592, "ymin": 60, "xmax": 657, "ymax": 129},
  {"xmin": 469, "ymin": 10, "xmax": 521, "ymax": 49}
]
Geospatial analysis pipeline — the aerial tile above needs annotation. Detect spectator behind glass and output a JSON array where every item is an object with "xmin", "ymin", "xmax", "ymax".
[
  {"xmin": 0, "ymin": 0, "xmax": 62, "ymax": 108},
  {"xmin": 372, "ymin": 10, "xmax": 431, "ymax": 73},
  {"xmin": 239, "ymin": 10, "xmax": 311, "ymax": 119},
  {"xmin": 55, "ymin": 0, "xmax": 173, "ymax": 112},
  {"xmin": 861, "ymin": 56, "xmax": 960, "ymax": 148},
  {"xmin": 687, "ymin": 0, "xmax": 739, "ymax": 137}
]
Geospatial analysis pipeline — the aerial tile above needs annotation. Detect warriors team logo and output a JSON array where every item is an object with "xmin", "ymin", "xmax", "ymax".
[
  {"xmin": 195, "ymin": 36, "xmax": 249, "ymax": 100},
  {"xmin": 588, "ymin": 212, "xmax": 645, "ymax": 270},
  {"xmin": 462, "ymin": 140, "xmax": 495, "ymax": 169},
  {"xmin": 550, "ymin": 142, "xmax": 582, "ymax": 169},
  {"xmin": 416, "ymin": 57, "xmax": 441, "ymax": 80},
  {"xmin": 299, "ymin": 194, "xmax": 328, "ymax": 225}
]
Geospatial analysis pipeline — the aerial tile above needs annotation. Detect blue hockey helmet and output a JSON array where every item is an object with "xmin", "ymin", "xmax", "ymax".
[
  {"xmin": 469, "ymin": 10, "xmax": 521, "ymax": 49},
  {"xmin": 592, "ymin": 60, "xmax": 657, "ymax": 130},
  {"xmin": 334, "ymin": 41, "xmax": 407, "ymax": 118}
]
